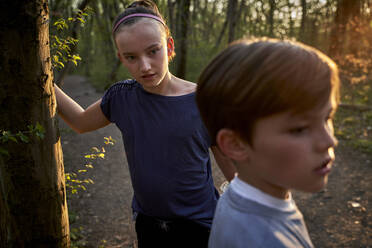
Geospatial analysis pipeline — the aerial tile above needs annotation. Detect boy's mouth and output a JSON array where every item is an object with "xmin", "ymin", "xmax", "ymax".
[{"xmin": 314, "ymin": 158, "xmax": 332, "ymax": 176}]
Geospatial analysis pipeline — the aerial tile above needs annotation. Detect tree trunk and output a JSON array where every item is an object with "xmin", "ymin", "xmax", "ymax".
[
  {"xmin": 0, "ymin": 0, "xmax": 70, "ymax": 247},
  {"xmin": 175, "ymin": 0, "xmax": 191, "ymax": 78},
  {"xmin": 167, "ymin": 0, "xmax": 176, "ymax": 33},
  {"xmin": 287, "ymin": 0, "xmax": 295, "ymax": 37},
  {"xmin": 299, "ymin": 0, "xmax": 307, "ymax": 42},
  {"xmin": 268, "ymin": 0, "xmax": 276, "ymax": 37},
  {"xmin": 214, "ymin": 18, "xmax": 228, "ymax": 49},
  {"xmin": 329, "ymin": 0, "xmax": 358, "ymax": 57},
  {"xmin": 227, "ymin": 0, "xmax": 238, "ymax": 43}
]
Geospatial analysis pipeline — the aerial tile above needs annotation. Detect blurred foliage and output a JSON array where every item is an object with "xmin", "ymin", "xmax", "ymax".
[
  {"xmin": 50, "ymin": 7, "xmax": 93, "ymax": 70},
  {"xmin": 63, "ymin": 136, "xmax": 116, "ymax": 247},
  {"xmin": 335, "ymin": 102, "xmax": 372, "ymax": 155},
  {"xmin": 52, "ymin": 0, "xmax": 371, "ymax": 151},
  {"xmin": 65, "ymin": 136, "xmax": 116, "ymax": 195}
]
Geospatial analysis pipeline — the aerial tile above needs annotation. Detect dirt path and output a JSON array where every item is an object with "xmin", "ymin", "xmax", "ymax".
[
  {"xmin": 59, "ymin": 75, "xmax": 371, "ymax": 248},
  {"xmin": 59, "ymin": 75, "xmax": 136, "ymax": 247}
]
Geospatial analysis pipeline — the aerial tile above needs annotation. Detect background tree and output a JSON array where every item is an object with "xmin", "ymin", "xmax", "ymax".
[
  {"xmin": 0, "ymin": 0, "xmax": 69, "ymax": 246},
  {"xmin": 174, "ymin": 0, "xmax": 191, "ymax": 78},
  {"xmin": 1, "ymin": 0, "xmax": 369, "ymax": 246},
  {"xmin": 329, "ymin": 0, "xmax": 360, "ymax": 57}
]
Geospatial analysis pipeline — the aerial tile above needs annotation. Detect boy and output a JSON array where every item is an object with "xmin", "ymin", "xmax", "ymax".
[{"xmin": 196, "ymin": 38, "xmax": 340, "ymax": 248}]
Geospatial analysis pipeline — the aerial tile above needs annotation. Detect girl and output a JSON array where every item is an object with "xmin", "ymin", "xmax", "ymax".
[{"xmin": 55, "ymin": 1, "xmax": 235, "ymax": 247}]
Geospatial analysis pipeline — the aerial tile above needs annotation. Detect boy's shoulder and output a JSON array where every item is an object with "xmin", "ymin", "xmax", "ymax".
[
  {"xmin": 209, "ymin": 189, "xmax": 313, "ymax": 248},
  {"xmin": 211, "ymin": 210, "xmax": 312, "ymax": 248}
]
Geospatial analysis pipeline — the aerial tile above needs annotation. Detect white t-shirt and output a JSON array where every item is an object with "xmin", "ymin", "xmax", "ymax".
[{"xmin": 229, "ymin": 175, "xmax": 296, "ymax": 212}]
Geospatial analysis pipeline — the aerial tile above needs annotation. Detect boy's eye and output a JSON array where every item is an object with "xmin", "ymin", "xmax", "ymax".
[{"xmin": 289, "ymin": 126, "xmax": 308, "ymax": 135}]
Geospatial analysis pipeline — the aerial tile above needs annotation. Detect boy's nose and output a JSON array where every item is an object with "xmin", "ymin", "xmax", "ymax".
[{"xmin": 316, "ymin": 123, "xmax": 338, "ymax": 151}]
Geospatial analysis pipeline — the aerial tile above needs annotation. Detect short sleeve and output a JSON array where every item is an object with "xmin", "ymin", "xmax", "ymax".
[
  {"xmin": 100, "ymin": 84, "xmax": 116, "ymax": 123},
  {"xmin": 100, "ymin": 80, "xmax": 135, "ymax": 123}
]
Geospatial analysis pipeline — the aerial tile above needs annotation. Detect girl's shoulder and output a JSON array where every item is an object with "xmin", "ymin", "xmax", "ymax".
[
  {"xmin": 108, "ymin": 79, "xmax": 138, "ymax": 90},
  {"xmin": 173, "ymin": 77, "xmax": 197, "ymax": 95},
  {"xmin": 105, "ymin": 79, "xmax": 141, "ymax": 94},
  {"xmin": 102, "ymin": 79, "xmax": 140, "ymax": 101}
]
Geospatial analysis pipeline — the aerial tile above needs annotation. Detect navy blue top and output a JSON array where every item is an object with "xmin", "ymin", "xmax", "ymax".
[{"xmin": 101, "ymin": 79, "xmax": 219, "ymax": 227}]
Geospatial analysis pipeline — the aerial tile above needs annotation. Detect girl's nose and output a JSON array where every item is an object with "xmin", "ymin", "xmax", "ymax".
[{"xmin": 139, "ymin": 57, "xmax": 151, "ymax": 72}]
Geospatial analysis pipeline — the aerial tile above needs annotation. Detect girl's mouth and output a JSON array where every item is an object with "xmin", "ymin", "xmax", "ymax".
[{"xmin": 142, "ymin": 73, "xmax": 155, "ymax": 79}]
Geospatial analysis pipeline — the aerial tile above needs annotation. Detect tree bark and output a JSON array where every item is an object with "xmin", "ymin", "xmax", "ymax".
[
  {"xmin": 227, "ymin": 0, "xmax": 238, "ymax": 43},
  {"xmin": 167, "ymin": 0, "xmax": 176, "ymax": 33},
  {"xmin": 268, "ymin": 0, "xmax": 276, "ymax": 37},
  {"xmin": 329, "ymin": 0, "xmax": 359, "ymax": 57},
  {"xmin": 175, "ymin": 0, "xmax": 191, "ymax": 78},
  {"xmin": 0, "ymin": 0, "xmax": 70, "ymax": 247},
  {"xmin": 299, "ymin": 0, "xmax": 307, "ymax": 42}
]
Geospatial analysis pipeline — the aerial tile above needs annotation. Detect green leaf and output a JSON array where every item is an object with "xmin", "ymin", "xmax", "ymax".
[
  {"xmin": 91, "ymin": 147, "xmax": 100, "ymax": 152},
  {"xmin": 85, "ymin": 163, "xmax": 93, "ymax": 168},
  {"xmin": 1, "ymin": 131, "xmax": 10, "ymax": 142},
  {"xmin": 0, "ymin": 147, "xmax": 9, "ymax": 156},
  {"xmin": 58, "ymin": 61, "xmax": 65, "ymax": 68},
  {"xmin": 34, "ymin": 122, "xmax": 45, "ymax": 139},
  {"xmin": 16, "ymin": 132, "xmax": 29, "ymax": 143},
  {"xmin": 73, "ymin": 55, "xmax": 81, "ymax": 61},
  {"xmin": 8, "ymin": 136, "xmax": 17, "ymax": 143},
  {"xmin": 77, "ymin": 17, "xmax": 85, "ymax": 24}
]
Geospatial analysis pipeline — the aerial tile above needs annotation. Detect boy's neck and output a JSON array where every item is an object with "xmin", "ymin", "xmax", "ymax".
[{"xmin": 237, "ymin": 174, "xmax": 290, "ymax": 200}]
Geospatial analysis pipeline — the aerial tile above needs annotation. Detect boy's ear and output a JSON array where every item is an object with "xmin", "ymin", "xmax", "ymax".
[
  {"xmin": 216, "ymin": 129, "xmax": 249, "ymax": 162},
  {"xmin": 167, "ymin": 37, "xmax": 174, "ymax": 55}
]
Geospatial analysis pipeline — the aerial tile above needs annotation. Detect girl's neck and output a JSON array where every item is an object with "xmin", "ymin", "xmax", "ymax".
[{"xmin": 142, "ymin": 72, "xmax": 196, "ymax": 96}]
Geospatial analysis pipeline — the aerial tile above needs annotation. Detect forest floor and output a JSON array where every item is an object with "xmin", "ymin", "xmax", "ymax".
[{"xmin": 60, "ymin": 75, "xmax": 371, "ymax": 248}]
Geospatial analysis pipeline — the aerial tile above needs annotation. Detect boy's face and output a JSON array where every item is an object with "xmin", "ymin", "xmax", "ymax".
[{"xmin": 241, "ymin": 97, "xmax": 337, "ymax": 199}]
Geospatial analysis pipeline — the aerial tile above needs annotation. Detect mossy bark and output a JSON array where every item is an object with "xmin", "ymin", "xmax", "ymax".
[{"xmin": 0, "ymin": 0, "xmax": 70, "ymax": 247}]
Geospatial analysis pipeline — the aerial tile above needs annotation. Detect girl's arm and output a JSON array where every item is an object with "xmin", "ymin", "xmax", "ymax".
[
  {"xmin": 54, "ymin": 85, "xmax": 111, "ymax": 134},
  {"xmin": 211, "ymin": 146, "xmax": 236, "ymax": 182}
]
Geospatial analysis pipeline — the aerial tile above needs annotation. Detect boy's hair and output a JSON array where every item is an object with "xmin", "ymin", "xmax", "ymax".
[
  {"xmin": 112, "ymin": 0, "xmax": 175, "ymax": 60},
  {"xmin": 196, "ymin": 38, "xmax": 340, "ymax": 144}
]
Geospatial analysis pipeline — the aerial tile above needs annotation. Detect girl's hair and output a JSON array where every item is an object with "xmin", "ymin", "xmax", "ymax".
[
  {"xmin": 196, "ymin": 38, "xmax": 340, "ymax": 144},
  {"xmin": 112, "ymin": 0, "xmax": 175, "ymax": 59}
]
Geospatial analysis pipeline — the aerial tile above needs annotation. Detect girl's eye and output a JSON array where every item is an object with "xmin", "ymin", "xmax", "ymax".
[
  {"xmin": 125, "ymin": 56, "xmax": 136, "ymax": 61},
  {"xmin": 150, "ymin": 48, "xmax": 160, "ymax": 55}
]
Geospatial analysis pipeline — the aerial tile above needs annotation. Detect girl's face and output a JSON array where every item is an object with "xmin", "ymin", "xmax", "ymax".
[{"xmin": 115, "ymin": 19, "xmax": 172, "ymax": 93}]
